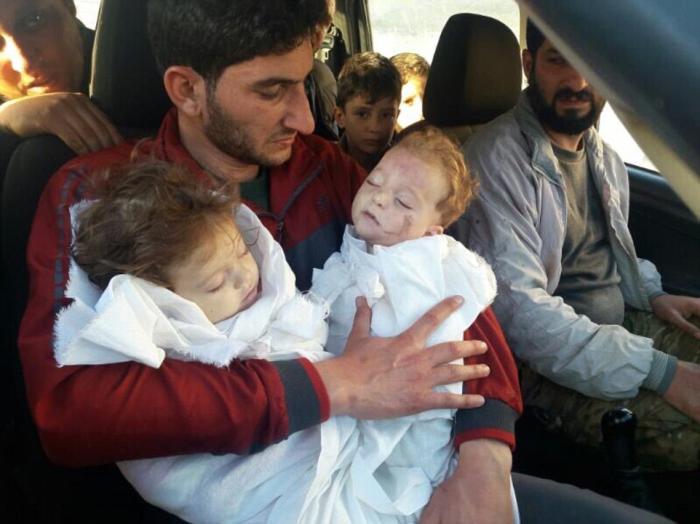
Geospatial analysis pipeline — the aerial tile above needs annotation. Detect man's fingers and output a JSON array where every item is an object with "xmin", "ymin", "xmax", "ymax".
[
  {"xmin": 671, "ymin": 313, "xmax": 700, "ymax": 339},
  {"xmin": 423, "ymin": 391, "xmax": 486, "ymax": 411},
  {"xmin": 347, "ymin": 296, "xmax": 372, "ymax": 343},
  {"xmin": 428, "ymin": 339, "xmax": 488, "ymax": 367},
  {"xmin": 402, "ymin": 296, "xmax": 464, "ymax": 346},
  {"xmin": 81, "ymin": 98, "xmax": 123, "ymax": 148},
  {"xmin": 432, "ymin": 362, "xmax": 490, "ymax": 388}
]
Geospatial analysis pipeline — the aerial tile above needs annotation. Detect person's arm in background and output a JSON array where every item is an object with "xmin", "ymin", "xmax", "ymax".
[
  {"xmin": 0, "ymin": 93, "xmax": 122, "ymax": 154},
  {"xmin": 19, "ymin": 157, "xmax": 488, "ymax": 467},
  {"xmin": 421, "ymin": 307, "xmax": 522, "ymax": 524}
]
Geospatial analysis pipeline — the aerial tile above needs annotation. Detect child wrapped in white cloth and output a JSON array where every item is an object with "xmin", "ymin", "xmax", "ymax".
[
  {"xmin": 55, "ymin": 161, "xmax": 333, "ymax": 523},
  {"xmin": 304, "ymin": 124, "xmax": 519, "ymax": 523}
]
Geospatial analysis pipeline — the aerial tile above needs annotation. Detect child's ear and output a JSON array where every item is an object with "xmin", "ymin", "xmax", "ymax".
[
  {"xmin": 426, "ymin": 225, "xmax": 444, "ymax": 236},
  {"xmin": 334, "ymin": 106, "xmax": 346, "ymax": 129}
]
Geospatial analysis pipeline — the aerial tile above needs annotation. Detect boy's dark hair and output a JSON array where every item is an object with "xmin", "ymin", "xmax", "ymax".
[
  {"xmin": 390, "ymin": 53, "xmax": 430, "ymax": 95},
  {"xmin": 526, "ymin": 19, "xmax": 546, "ymax": 55},
  {"xmin": 394, "ymin": 122, "xmax": 476, "ymax": 227},
  {"xmin": 336, "ymin": 52, "xmax": 401, "ymax": 108},
  {"xmin": 147, "ymin": 0, "xmax": 330, "ymax": 86},
  {"xmin": 73, "ymin": 160, "xmax": 239, "ymax": 290}
]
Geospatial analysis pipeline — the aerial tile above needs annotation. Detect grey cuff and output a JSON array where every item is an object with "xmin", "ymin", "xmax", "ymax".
[
  {"xmin": 647, "ymin": 290, "xmax": 668, "ymax": 302},
  {"xmin": 641, "ymin": 349, "xmax": 678, "ymax": 395},
  {"xmin": 271, "ymin": 359, "xmax": 321, "ymax": 435}
]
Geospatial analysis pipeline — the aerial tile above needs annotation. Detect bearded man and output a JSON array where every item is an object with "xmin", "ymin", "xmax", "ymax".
[{"xmin": 464, "ymin": 20, "xmax": 700, "ymax": 472}]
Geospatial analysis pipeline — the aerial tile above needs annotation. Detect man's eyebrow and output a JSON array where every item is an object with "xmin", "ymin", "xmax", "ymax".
[{"xmin": 251, "ymin": 77, "xmax": 302, "ymax": 89}]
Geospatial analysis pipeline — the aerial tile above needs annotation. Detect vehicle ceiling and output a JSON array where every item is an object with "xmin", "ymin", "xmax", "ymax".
[{"xmin": 518, "ymin": 0, "xmax": 700, "ymax": 218}]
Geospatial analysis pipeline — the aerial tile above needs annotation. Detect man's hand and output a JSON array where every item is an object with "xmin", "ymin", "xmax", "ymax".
[
  {"xmin": 315, "ymin": 296, "xmax": 490, "ymax": 419},
  {"xmin": 663, "ymin": 361, "xmax": 700, "ymax": 423},
  {"xmin": 651, "ymin": 294, "xmax": 700, "ymax": 339},
  {"xmin": 420, "ymin": 439, "xmax": 514, "ymax": 524},
  {"xmin": 0, "ymin": 92, "xmax": 122, "ymax": 154}
]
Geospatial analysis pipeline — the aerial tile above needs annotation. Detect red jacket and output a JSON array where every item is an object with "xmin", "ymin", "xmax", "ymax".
[{"xmin": 19, "ymin": 109, "xmax": 521, "ymax": 467}]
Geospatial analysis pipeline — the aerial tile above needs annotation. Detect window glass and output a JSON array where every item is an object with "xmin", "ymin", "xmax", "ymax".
[
  {"xmin": 368, "ymin": 0, "xmax": 520, "ymax": 63},
  {"xmin": 75, "ymin": 0, "xmax": 101, "ymax": 29},
  {"xmin": 599, "ymin": 105, "xmax": 658, "ymax": 172}
]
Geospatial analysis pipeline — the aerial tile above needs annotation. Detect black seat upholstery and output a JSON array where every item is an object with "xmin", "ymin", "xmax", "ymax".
[
  {"xmin": 1, "ymin": 1, "xmax": 179, "ymax": 521},
  {"xmin": 426, "ymin": 14, "xmax": 521, "ymax": 244},
  {"xmin": 423, "ymin": 13, "xmax": 522, "ymax": 145}
]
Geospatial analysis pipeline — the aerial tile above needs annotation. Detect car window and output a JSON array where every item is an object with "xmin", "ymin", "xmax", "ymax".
[
  {"xmin": 599, "ymin": 105, "xmax": 658, "ymax": 172},
  {"xmin": 75, "ymin": 0, "xmax": 101, "ymax": 29},
  {"xmin": 368, "ymin": 0, "xmax": 521, "ymax": 63}
]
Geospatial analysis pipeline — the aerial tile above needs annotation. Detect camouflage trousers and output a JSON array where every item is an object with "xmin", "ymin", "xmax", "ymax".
[{"xmin": 521, "ymin": 311, "xmax": 700, "ymax": 472}]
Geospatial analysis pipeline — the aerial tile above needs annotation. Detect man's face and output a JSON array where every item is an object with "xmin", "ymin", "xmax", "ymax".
[
  {"xmin": 336, "ymin": 94, "xmax": 398, "ymax": 157},
  {"xmin": 524, "ymin": 40, "xmax": 605, "ymax": 135},
  {"xmin": 395, "ymin": 78, "xmax": 424, "ymax": 132},
  {"xmin": 202, "ymin": 39, "xmax": 316, "ymax": 167},
  {"xmin": 351, "ymin": 146, "xmax": 446, "ymax": 247},
  {"xmin": 0, "ymin": 0, "xmax": 83, "ymax": 99}
]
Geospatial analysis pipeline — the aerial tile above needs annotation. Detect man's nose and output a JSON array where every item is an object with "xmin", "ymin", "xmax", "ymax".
[
  {"xmin": 283, "ymin": 82, "xmax": 315, "ymax": 135},
  {"xmin": 562, "ymin": 66, "xmax": 589, "ymax": 93}
]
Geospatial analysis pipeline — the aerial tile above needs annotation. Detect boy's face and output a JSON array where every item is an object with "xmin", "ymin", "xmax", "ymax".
[
  {"xmin": 335, "ymin": 94, "xmax": 398, "ymax": 157},
  {"xmin": 166, "ymin": 218, "xmax": 260, "ymax": 324},
  {"xmin": 395, "ymin": 77, "xmax": 425, "ymax": 132},
  {"xmin": 352, "ymin": 146, "xmax": 447, "ymax": 247}
]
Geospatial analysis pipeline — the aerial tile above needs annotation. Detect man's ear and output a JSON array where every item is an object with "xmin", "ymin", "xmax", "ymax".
[
  {"xmin": 334, "ymin": 106, "xmax": 346, "ymax": 129},
  {"xmin": 426, "ymin": 225, "xmax": 444, "ymax": 236},
  {"xmin": 163, "ymin": 66, "xmax": 207, "ymax": 117},
  {"xmin": 522, "ymin": 49, "xmax": 533, "ymax": 83}
]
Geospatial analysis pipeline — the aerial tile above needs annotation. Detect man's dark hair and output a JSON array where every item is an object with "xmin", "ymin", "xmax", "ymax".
[
  {"xmin": 147, "ymin": 0, "xmax": 330, "ymax": 85},
  {"xmin": 526, "ymin": 19, "xmax": 546, "ymax": 55},
  {"xmin": 336, "ymin": 52, "xmax": 401, "ymax": 108}
]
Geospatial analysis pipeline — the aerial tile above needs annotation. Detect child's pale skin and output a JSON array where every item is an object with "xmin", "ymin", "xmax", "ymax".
[
  {"xmin": 351, "ymin": 146, "xmax": 448, "ymax": 247},
  {"xmin": 166, "ymin": 218, "xmax": 261, "ymax": 324}
]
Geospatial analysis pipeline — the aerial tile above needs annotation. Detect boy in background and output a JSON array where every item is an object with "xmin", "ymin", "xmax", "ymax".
[
  {"xmin": 334, "ymin": 52, "xmax": 401, "ymax": 172},
  {"xmin": 390, "ymin": 52, "xmax": 430, "ymax": 132}
]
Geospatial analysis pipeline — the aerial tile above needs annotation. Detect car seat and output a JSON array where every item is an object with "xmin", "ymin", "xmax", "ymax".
[
  {"xmin": 1, "ymin": 0, "xmax": 178, "ymax": 521},
  {"xmin": 423, "ymin": 13, "xmax": 522, "ymax": 146},
  {"xmin": 422, "ymin": 13, "xmax": 521, "ymax": 244}
]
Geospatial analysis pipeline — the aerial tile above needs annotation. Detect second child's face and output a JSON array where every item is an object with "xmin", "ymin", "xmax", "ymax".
[
  {"xmin": 336, "ymin": 94, "xmax": 398, "ymax": 157},
  {"xmin": 351, "ymin": 147, "xmax": 447, "ymax": 247},
  {"xmin": 167, "ymin": 219, "xmax": 260, "ymax": 324}
]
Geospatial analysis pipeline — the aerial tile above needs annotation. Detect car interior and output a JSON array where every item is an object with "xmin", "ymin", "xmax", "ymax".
[{"xmin": 1, "ymin": 0, "xmax": 698, "ymax": 522}]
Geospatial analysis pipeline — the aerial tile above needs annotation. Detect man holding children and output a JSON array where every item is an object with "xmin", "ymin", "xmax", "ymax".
[{"xmin": 18, "ymin": 0, "xmax": 674, "ymax": 522}]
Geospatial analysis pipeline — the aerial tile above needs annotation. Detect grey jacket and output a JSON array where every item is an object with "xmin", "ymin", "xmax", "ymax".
[{"xmin": 464, "ymin": 94, "xmax": 675, "ymax": 400}]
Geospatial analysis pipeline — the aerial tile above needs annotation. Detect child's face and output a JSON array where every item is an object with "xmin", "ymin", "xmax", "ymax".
[
  {"xmin": 351, "ymin": 146, "xmax": 447, "ymax": 247},
  {"xmin": 166, "ymin": 219, "xmax": 260, "ymax": 324},
  {"xmin": 335, "ymin": 94, "xmax": 398, "ymax": 156},
  {"xmin": 396, "ymin": 78, "xmax": 425, "ymax": 132}
]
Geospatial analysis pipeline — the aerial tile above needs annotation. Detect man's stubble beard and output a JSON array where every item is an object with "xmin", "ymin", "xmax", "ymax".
[{"xmin": 527, "ymin": 69, "xmax": 605, "ymax": 136}]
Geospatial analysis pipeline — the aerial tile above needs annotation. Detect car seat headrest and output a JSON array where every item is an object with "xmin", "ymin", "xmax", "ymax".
[
  {"xmin": 424, "ymin": 13, "xmax": 521, "ymax": 127},
  {"xmin": 90, "ymin": 0, "xmax": 172, "ymax": 133}
]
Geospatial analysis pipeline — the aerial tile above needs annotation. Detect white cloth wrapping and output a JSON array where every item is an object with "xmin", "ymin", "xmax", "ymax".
[
  {"xmin": 300, "ymin": 227, "xmax": 513, "ymax": 523},
  {"xmin": 54, "ymin": 203, "xmax": 333, "ymax": 523}
]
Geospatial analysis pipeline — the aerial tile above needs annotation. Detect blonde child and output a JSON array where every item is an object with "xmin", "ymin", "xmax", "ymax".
[{"xmin": 307, "ymin": 123, "xmax": 519, "ymax": 522}]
